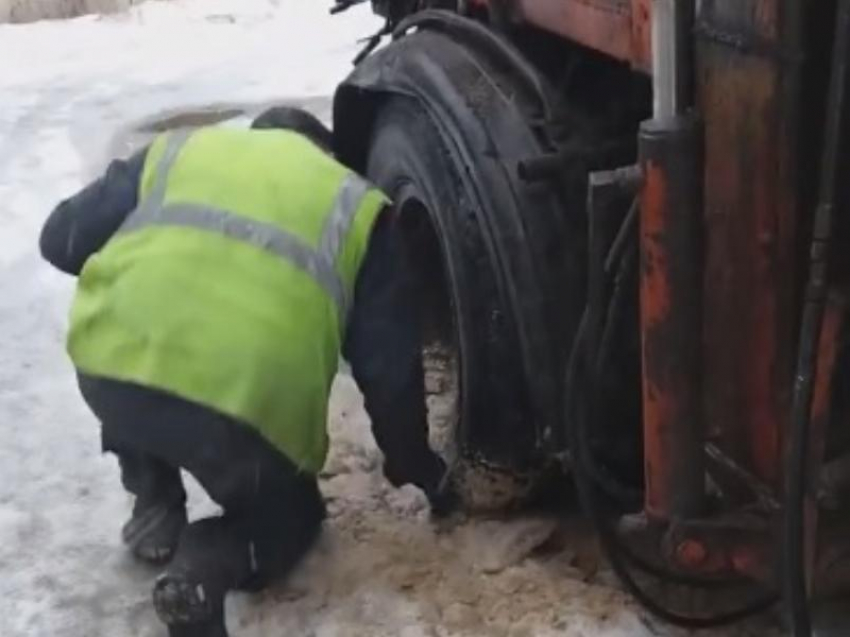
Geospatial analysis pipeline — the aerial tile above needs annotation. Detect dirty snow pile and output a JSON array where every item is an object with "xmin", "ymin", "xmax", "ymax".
[
  {"xmin": 0, "ymin": 1, "xmax": 782, "ymax": 636},
  {"xmin": 0, "ymin": 0, "xmax": 147, "ymax": 24}
]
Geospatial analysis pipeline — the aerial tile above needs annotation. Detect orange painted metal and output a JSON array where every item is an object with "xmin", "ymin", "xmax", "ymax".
[
  {"xmin": 661, "ymin": 511, "xmax": 775, "ymax": 580},
  {"xmin": 639, "ymin": 116, "xmax": 704, "ymax": 521},
  {"xmin": 697, "ymin": 2, "xmax": 800, "ymax": 490},
  {"xmin": 675, "ymin": 538, "xmax": 708, "ymax": 567},
  {"xmin": 689, "ymin": 537, "xmax": 772, "ymax": 580},
  {"xmin": 805, "ymin": 297, "xmax": 845, "ymax": 591},
  {"xmin": 663, "ymin": 300, "xmax": 844, "ymax": 586},
  {"xmin": 808, "ymin": 301, "xmax": 843, "ymax": 481},
  {"xmin": 513, "ymin": 0, "xmax": 652, "ymax": 71},
  {"xmin": 640, "ymin": 159, "xmax": 674, "ymax": 519},
  {"xmin": 631, "ymin": 0, "xmax": 652, "ymax": 70}
]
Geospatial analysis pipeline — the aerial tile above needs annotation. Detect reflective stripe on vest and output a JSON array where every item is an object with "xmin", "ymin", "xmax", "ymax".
[{"xmin": 117, "ymin": 130, "xmax": 372, "ymax": 320}]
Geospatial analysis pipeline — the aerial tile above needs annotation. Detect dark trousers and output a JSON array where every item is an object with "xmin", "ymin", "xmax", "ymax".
[{"xmin": 77, "ymin": 373, "xmax": 326, "ymax": 594}]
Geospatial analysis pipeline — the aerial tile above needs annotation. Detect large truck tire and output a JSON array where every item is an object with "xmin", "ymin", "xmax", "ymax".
[
  {"xmin": 334, "ymin": 22, "xmax": 615, "ymax": 508},
  {"xmin": 365, "ymin": 97, "xmax": 538, "ymax": 509}
]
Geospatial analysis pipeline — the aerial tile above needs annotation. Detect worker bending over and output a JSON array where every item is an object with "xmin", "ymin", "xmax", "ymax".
[{"xmin": 39, "ymin": 107, "xmax": 454, "ymax": 637}]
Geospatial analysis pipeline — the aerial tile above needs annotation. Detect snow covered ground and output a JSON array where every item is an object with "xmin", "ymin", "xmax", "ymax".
[{"xmin": 0, "ymin": 1, "xmax": 792, "ymax": 635}]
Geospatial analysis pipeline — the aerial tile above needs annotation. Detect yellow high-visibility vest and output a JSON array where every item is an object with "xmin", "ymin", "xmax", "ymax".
[{"xmin": 68, "ymin": 127, "xmax": 387, "ymax": 472}]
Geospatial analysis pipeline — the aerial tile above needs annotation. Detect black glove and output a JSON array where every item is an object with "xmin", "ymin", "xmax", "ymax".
[
  {"xmin": 383, "ymin": 449, "xmax": 443, "ymax": 489},
  {"xmin": 384, "ymin": 452, "xmax": 462, "ymax": 518}
]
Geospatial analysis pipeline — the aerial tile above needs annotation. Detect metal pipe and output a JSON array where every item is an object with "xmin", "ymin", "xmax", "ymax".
[
  {"xmin": 654, "ymin": 1, "xmax": 692, "ymax": 117},
  {"xmin": 639, "ymin": 113, "xmax": 705, "ymax": 520},
  {"xmin": 641, "ymin": 0, "xmax": 703, "ymax": 521},
  {"xmin": 651, "ymin": 0, "xmax": 679, "ymax": 119},
  {"xmin": 651, "ymin": 0, "xmax": 695, "ymax": 119}
]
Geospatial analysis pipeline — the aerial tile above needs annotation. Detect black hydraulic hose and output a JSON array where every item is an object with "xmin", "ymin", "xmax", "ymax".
[
  {"xmin": 783, "ymin": 1, "xmax": 850, "ymax": 634},
  {"xmin": 597, "ymin": 239, "xmax": 637, "ymax": 375},
  {"xmin": 566, "ymin": 312, "xmax": 780, "ymax": 626},
  {"xmin": 392, "ymin": 10, "xmax": 554, "ymax": 121},
  {"xmin": 567, "ymin": 310, "xmax": 641, "ymax": 508},
  {"xmin": 569, "ymin": 314, "xmax": 744, "ymax": 590},
  {"xmin": 604, "ymin": 195, "xmax": 639, "ymax": 275},
  {"xmin": 589, "ymin": 244, "xmax": 644, "ymax": 508},
  {"xmin": 566, "ymin": 201, "xmax": 781, "ymax": 624}
]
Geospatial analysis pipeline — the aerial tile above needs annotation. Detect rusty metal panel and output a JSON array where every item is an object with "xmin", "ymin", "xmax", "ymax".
[
  {"xmin": 514, "ymin": 0, "xmax": 652, "ymax": 71},
  {"xmin": 698, "ymin": 0, "xmax": 801, "ymax": 488}
]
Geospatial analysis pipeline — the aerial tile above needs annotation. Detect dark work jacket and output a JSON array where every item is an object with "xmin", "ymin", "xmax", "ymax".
[{"xmin": 40, "ymin": 147, "xmax": 443, "ymax": 493}]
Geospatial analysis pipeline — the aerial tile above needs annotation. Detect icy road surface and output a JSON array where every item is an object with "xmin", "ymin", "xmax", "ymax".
[{"xmin": 0, "ymin": 1, "xmax": 788, "ymax": 635}]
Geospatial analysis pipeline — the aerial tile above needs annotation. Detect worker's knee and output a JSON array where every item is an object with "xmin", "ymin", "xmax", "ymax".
[
  {"xmin": 238, "ymin": 505, "xmax": 324, "ymax": 592},
  {"xmin": 298, "ymin": 475, "xmax": 327, "ymax": 526}
]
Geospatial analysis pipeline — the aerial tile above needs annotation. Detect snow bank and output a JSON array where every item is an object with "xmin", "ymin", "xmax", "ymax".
[{"xmin": 0, "ymin": 0, "xmax": 150, "ymax": 24}]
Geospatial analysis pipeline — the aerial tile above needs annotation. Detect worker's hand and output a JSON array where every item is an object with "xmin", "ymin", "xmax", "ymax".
[
  {"xmin": 384, "ymin": 449, "xmax": 456, "ymax": 513},
  {"xmin": 383, "ymin": 450, "xmax": 442, "ymax": 490},
  {"xmin": 383, "ymin": 450, "xmax": 459, "ymax": 517}
]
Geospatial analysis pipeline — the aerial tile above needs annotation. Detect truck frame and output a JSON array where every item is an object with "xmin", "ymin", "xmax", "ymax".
[{"xmin": 331, "ymin": 0, "xmax": 850, "ymax": 632}]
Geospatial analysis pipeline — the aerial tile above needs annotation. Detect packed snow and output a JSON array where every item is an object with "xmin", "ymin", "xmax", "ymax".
[{"xmin": 0, "ymin": 1, "xmax": 793, "ymax": 635}]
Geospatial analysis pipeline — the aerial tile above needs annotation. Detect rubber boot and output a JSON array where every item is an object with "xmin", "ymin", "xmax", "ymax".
[
  {"xmin": 122, "ymin": 496, "xmax": 187, "ymax": 564},
  {"xmin": 167, "ymin": 622, "xmax": 229, "ymax": 637},
  {"xmin": 153, "ymin": 574, "xmax": 228, "ymax": 637},
  {"xmin": 152, "ymin": 519, "xmax": 247, "ymax": 637}
]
